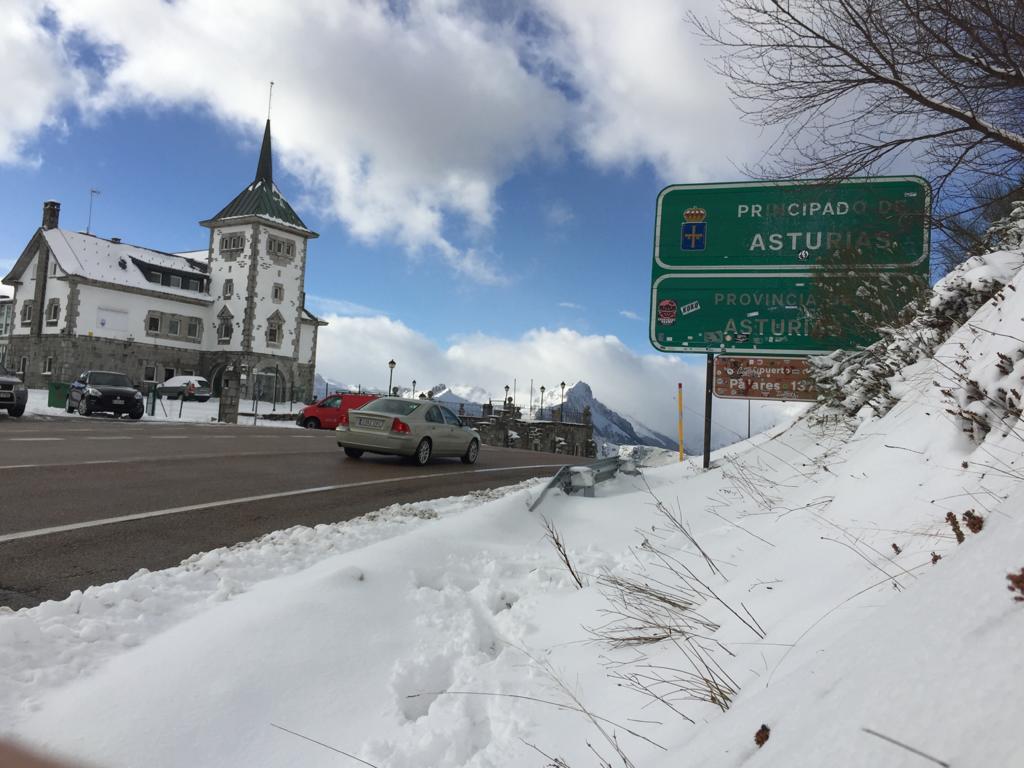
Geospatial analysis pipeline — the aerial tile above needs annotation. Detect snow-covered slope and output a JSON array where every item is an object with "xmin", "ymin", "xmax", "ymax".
[{"xmin": 4, "ymin": 238, "xmax": 1024, "ymax": 767}]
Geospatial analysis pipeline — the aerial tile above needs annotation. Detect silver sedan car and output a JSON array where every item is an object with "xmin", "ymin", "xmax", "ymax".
[{"xmin": 336, "ymin": 397, "xmax": 481, "ymax": 465}]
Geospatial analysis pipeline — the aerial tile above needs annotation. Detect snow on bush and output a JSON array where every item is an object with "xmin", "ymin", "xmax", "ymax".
[{"xmin": 812, "ymin": 202, "xmax": 1024, "ymax": 418}]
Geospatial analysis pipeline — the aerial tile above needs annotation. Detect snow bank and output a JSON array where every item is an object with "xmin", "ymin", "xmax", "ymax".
[{"xmin": 3, "ymin": 247, "xmax": 1024, "ymax": 766}]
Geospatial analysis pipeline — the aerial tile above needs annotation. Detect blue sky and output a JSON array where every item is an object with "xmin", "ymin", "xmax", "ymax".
[{"xmin": 0, "ymin": 0, "xmax": 798, "ymax": 441}]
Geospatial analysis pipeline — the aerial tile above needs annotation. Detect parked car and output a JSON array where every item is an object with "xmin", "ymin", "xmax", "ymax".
[
  {"xmin": 157, "ymin": 375, "xmax": 212, "ymax": 402},
  {"xmin": 67, "ymin": 370, "xmax": 144, "ymax": 419},
  {"xmin": 297, "ymin": 392, "xmax": 377, "ymax": 429},
  {"xmin": 336, "ymin": 396, "xmax": 480, "ymax": 465},
  {"xmin": 0, "ymin": 363, "xmax": 27, "ymax": 417}
]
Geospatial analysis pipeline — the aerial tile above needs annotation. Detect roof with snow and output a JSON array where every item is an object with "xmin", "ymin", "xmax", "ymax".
[
  {"xmin": 203, "ymin": 120, "xmax": 312, "ymax": 234},
  {"xmin": 41, "ymin": 229, "xmax": 212, "ymax": 303}
]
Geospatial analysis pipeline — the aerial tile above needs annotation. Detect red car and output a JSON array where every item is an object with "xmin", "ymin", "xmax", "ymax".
[{"xmin": 297, "ymin": 392, "xmax": 378, "ymax": 429}]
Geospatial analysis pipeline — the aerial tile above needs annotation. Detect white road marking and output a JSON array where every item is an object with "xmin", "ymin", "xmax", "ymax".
[
  {"xmin": 7, "ymin": 437, "xmax": 64, "ymax": 442},
  {"xmin": 148, "ymin": 435, "xmax": 190, "ymax": 439},
  {"xmin": 86, "ymin": 436, "xmax": 134, "ymax": 441},
  {"xmin": 0, "ymin": 464, "xmax": 561, "ymax": 543}
]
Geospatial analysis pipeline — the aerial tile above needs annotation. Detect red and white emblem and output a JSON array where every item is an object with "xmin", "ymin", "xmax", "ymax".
[{"xmin": 657, "ymin": 298, "xmax": 678, "ymax": 325}]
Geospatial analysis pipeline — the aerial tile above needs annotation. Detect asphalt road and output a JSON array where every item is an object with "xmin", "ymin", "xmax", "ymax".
[{"xmin": 0, "ymin": 413, "xmax": 573, "ymax": 610}]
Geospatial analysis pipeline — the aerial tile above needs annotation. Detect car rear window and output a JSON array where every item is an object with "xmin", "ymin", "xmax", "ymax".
[
  {"xmin": 358, "ymin": 399, "xmax": 421, "ymax": 416},
  {"xmin": 90, "ymin": 372, "xmax": 132, "ymax": 387}
]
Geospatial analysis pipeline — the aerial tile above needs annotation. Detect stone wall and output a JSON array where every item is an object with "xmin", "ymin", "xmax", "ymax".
[
  {"xmin": 6, "ymin": 334, "xmax": 315, "ymax": 401},
  {"xmin": 464, "ymin": 407, "xmax": 596, "ymax": 458}
]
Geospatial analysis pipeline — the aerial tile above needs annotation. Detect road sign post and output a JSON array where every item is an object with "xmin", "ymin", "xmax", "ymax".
[{"xmin": 650, "ymin": 177, "xmax": 931, "ymax": 467}]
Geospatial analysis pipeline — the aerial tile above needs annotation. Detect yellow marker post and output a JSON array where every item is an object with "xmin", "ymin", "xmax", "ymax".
[{"xmin": 677, "ymin": 382, "xmax": 684, "ymax": 462}]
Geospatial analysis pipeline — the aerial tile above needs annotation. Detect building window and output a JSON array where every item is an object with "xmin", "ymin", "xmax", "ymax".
[
  {"xmin": 148, "ymin": 272, "xmax": 162, "ymax": 284},
  {"xmin": 163, "ymin": 368, "xmax": 175, "ymax": 382},
  {"xmin": 222, "ymin": 279, "xmax": 233, "ymax": 300},
  {"xmin": 220, "ymin": 233, "xmax": 245, "ymax": 253},
  {"xmin": 187, "ymin": 318, "xmax": 200, "ymax": 339},
  {"xmin": 217, "ymin": 307, "xmax": 234, "ymax": 343},
  {"xmin": 49, "ymin": 260, "xmax": 58, "ymax": 277},
  {"xmin": 168, "ymin": 318, "xmax": 181, "ymax": 336},
  {"xmin": 43, "ymin": 356, "xmax": 53, "ymax": 374},
  {"xmin": 267, "ymin": 235, "xmax": 294, "ymax": 262},
  {"xmin": 20, "ymin": 301, "xmax": 33, "ymax": 326},
  {"xmin": 147, "ymin": 314, "xmax": 161, "ymax": 334},
  {"xmin": 45, "ymin": 299, "xmax": 60, "ymax": 326},
  {"xmin": 144, "ymin": 365, "xmax": 156, "ymax": 382},
  {"xmin": 272, "ymin": 283, "xmax": 284, "ymax": 303},
  {"xmin": 188, "ymin": 278, "xmax": 200, "ymax": 291},
  {"xmin": 183, "ymin": 370, "xmax": 195, "ymax": 377},
  {"xmin": 265, "ymin": 311, "xmax": 285, "ymax": 348},
  {"xmin": 169, "ymin": 275, "xmax": 182, "ymax": 289}
]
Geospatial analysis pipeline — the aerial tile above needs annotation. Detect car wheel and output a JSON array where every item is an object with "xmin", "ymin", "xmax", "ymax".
[
  {"xmin": 413, "ymin": 438, "xmax": 432, "ymax": 466},
  {"xmin": 344, "ymin": 447, "xmax": 364, "ymax": 459},
  {"xmin": 66, "ymin": 397, "xmax": 74, "ymax": 414},
  {"xmin": 460, "ymin": 439, "xmax": 479, "ymax": 465},
  {"xmin": 8, "ymin": 405, "xmax": 25, "ymax": 418},
  {"xmin": 303, "ymin": 417, "xmax": 320, "ymax": 429},
  {"xmin": 129, "ymin": 409, "xmax": 143, "ymax": 420},
  {"xmin": 77, "ymin": 398, "xmax": 91, "ymax": 417},
  {"xmin": 196, "ymin": 397, "xmax": 210, "ymax": 403}
]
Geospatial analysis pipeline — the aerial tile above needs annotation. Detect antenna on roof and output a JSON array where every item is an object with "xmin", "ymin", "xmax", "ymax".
[
  {"xmin": 86, "ymin": 189, "xmax": 101, "ymax": 235},
  {"xmin": 267, "ymin": 81, "xmax": 274, "ymax": 120}
]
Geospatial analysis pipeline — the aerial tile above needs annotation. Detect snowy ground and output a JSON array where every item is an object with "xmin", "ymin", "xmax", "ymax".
[
  {"xmin": 4, "ymin": 261, "xmax": 1024, "ymax": 765},
  {"xmin": 21, "ymin": 389, "xmax": 301, "ymax": 426}
]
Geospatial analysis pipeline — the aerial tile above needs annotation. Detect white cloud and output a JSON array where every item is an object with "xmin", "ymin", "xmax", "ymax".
[
  {"xmin": 316, "ymin": 315, "xmax": 795, "ymax": 448},
  {"xmin": 0, "ymin": 1, "xmax": 84, "ymax": 165},
  {"xmin": 533, "ymin": 0, "xmax": 759, "ymax": 180},
  {"xmin": 4, "ymin": 1, "xmax": 760, "ymax": 280},
  {"xmin": 305, "ymin": 295, "xmax": 384, "ymax": 317},
  {"xmin": 545, "ymin": 201, "xmax": 575, "ymax": 228},
  {"xmin": 558, "ymin": 301, "xmax": 584, "ymax": 310},
  {"xmin": 619, "ymin": 309, "xmax": 640, "ymax": 320}
]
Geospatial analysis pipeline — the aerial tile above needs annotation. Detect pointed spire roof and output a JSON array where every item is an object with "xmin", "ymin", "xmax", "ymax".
[
  {"xmin": 202, "ymin": 120, "xmax": 314, "ymax": 234},
  {"xmin": 255, "ymin": 119, "xmax": 273, "ymax": 185}
]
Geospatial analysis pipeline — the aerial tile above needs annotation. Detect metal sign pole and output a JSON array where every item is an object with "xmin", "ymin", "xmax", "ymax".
[
  {"xmin": 703, "ymin": 352, "xmax": 714, "ymax": 469},
  {"xmin": 677, "ymin": 382, "xmax": 684, "ymax": 462}
]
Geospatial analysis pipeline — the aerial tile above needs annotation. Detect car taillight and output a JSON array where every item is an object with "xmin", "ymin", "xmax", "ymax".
[
  {"xmin": 391, "ymin": 418, "xmax": 411, "ymax": 434},
  {"xmin": 340, "ymin": 411, "xmax": 349, "ymax": 426}
]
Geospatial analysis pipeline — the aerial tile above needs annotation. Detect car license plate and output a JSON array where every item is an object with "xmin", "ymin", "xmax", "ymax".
[
  {"xmin": 113, "ymin": 398, "xmax": 124, "ymax": 405},
  {"xmin": 357, "ymin": 416, "xmax": 385, "ymax": 428},
  {"xmin": 0, "ymin": 392, "xmax": 11, "ymax": 400}
]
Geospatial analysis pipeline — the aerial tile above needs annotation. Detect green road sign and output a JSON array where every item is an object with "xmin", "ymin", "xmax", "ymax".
[
  {"xmin": 650, "ymin": 176, "xmax": 931, "ymax": 355},
  {"xmin": 650, "ymin": 273, "xmax": 879, "ymax": 355},
  {"xmin": 655, "ymin": 177, "xmax": 930, "ymax": 272}
]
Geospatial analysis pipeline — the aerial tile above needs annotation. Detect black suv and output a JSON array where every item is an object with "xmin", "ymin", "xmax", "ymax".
[
  {"xmin": 67, "ymin": 370, "xmax": 145, "ymax": 419},
  {"xmin": 0, "ymin": 363, "xmax": 27, "ymax": 417}
]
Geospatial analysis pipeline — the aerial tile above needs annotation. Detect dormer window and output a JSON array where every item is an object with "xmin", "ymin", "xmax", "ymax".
[{"xmin": 169, "ymin": 275, "xmax": 182, "ymax": 289}]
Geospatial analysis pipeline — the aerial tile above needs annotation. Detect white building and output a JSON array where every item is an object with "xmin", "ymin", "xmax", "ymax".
[{"xmin": 1, "ymin": 121, "xmax": 325, "ymax": 399}]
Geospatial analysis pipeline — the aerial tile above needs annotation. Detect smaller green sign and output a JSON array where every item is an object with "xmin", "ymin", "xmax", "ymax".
[{"xmin": 650, "ymin": 273, "xmax": 881, "ymax": 355}]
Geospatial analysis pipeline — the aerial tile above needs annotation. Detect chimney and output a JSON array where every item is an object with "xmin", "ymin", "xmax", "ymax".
[
  {"xmin": 42, "ymin": 200, "xmax": 60, "ymax": 230},
  {"xmin": 111, "ymin": 237, "xmax": 121, "ymax": 244}
]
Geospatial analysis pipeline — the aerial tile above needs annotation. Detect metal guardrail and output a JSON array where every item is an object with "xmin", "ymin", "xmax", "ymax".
[{"xmin": 528, "ymin": 456, "xmax": 639, "ymax": 512}]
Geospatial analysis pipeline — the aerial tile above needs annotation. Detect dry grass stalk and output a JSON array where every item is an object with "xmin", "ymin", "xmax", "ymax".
[{"xmin": 542, "ymin": 516, "xmax": 586, "ymax": 589}]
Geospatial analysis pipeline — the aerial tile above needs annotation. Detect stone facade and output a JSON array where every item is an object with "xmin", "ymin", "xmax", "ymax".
[{"xmin": 464, "ymin": 405, "xmax": 596, "ymax": 457}]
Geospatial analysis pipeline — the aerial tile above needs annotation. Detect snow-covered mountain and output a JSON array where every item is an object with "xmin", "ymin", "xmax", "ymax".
[{"xmin": 560, "ymin": 381, "xmax": 680, "ymax": 453}]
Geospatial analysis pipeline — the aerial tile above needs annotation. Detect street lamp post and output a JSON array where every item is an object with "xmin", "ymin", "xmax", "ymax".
[
  {"xmin": 540, "ymin": 385, "xmax": 546, "ymax": 419},
  {"xmin": 388, "ymin": 359, "xmax": 396, "ymax": 395},
  {"xmin": 560, "ymin": 381, "xmax": 565, "ymax": 421},
  {"xmin": 504, "ymin": 384, "xmax": 510, "ymax": 411},
  {"xmin": 412, "ymin": 379, "xmax": 417, "ymax": 398}
]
